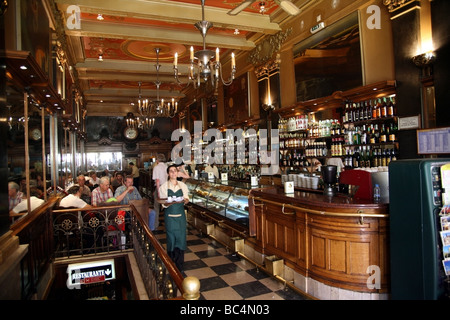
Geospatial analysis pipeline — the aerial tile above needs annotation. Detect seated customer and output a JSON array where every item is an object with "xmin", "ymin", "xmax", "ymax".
[
  {"xmin": 92, "ymin": 176, "xmax": 134, "ymax": 206},
  {"xmin": 76, "ymin": 175, "xmax": 92, "ymax": 204},
  {"xmin": 91, "ymin": 176, "xmax": 114, "ymax": 206},
  {"xmin": 8, "ymin": 181, "xmax": 24, "ymax": 211},
  {"xmin": 10, "ymin": 188, "xmax": 45, "ymax": 221},
  {"xmin": 60, "ymin": 185, "xmax": 93, "ymax": 209},
  {"xmin": 114, "ymin": 175, "xmax": 155, "ymax": 230},
  {"xmin": 111, "ymin": 172, "xmax": 124, "ymax": 192}
]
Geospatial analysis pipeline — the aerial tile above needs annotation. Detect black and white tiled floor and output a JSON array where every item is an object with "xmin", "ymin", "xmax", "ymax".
[{"xmin": 154, "ymin": 221, "xmax": 308, "ymax": 300}]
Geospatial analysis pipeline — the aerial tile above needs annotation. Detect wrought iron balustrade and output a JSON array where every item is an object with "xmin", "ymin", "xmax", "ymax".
[{"xmin": 52, "ymin": 202, "xmax": 189, "ymax": 300}]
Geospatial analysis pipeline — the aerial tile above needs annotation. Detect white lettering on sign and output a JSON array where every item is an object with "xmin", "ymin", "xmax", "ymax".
[
  {"xmin": 66, "ymin": 259, "xmax": 115, "ymax": 289},
  {"xmin": 66, "ymin": 5, "xmax": 81, "ymax": 30},
  {"xmin": 366, "ymin": 5, "xmax": 381, "ymax": 30},
  {"xmin": 366, "ymin": 265, "xmax": 381, "ymax": 290}
]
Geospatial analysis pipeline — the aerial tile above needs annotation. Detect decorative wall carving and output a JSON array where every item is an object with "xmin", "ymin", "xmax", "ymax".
[
  {"xmin": 383, "ymin": 0, "xmax": 419, "ymax": 13},
  {"xmin": 248, "ymin": 28, "xmax": 292, "ymax": 66}
]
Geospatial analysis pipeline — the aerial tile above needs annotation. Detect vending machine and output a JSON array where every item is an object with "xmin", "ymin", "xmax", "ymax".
[{"xmin": 389, "ymin": 159, "xmax": 450, "ymax": 300}]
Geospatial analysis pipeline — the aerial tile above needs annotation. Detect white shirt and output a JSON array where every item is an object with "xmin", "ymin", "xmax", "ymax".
[
  {"xmin": 152, "ymin": 162, "xmax": 168, "ymax": 185},
  {"xmin": 12, "ymin": 196, "xmax": 45, "ymax": 213},
  {"xmin": 59, "ymin": 194, "xmax": 89, "ymax": 209},
  {"xmin": 89, "ymin": 176, "xmax": 101, "ymax": 185},
  {"xmin": 159, "ymin": 180, "xmax": 189, "ymax": 209}
]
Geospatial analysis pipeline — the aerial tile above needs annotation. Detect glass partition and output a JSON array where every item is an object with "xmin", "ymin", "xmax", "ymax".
[{"xmin": 86, "ymin": 152, "xmax": 123, "ymax": 172}]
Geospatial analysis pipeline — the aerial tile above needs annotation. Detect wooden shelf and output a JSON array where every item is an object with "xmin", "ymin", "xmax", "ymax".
[{"xmin": 274, "ymin": 80, "xmax": 397, "ymax": 118}]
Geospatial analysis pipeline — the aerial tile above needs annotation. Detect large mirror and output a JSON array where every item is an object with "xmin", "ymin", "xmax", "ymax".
[{"xmin": 293, "ymin": 12, "xmax": 362, "ymax": 102}]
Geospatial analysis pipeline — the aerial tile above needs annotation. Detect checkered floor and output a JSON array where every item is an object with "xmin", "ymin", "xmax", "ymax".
[{"xmin": 154, "ymin": 221, "xmax": 308, "ymax": 300}]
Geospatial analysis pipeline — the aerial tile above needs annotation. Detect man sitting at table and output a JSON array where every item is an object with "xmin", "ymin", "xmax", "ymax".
[
  {"xmin": 60, "ymin": 185, "xmax": 93, "ymax": 209},
  {"xmin": 9, "ymin": 188, "xmax": 44, "ymax": 222},
  {"xmin": 115, "ymin": 175, "xmax": 155, "ymax": 231},
  {"xmin": 92, "ymin": 176, "xmax": 134, "ymax": 206}
]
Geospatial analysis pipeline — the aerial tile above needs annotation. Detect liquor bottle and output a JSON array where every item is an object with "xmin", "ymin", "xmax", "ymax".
[
  {"xmin": 367, "ymin": 100, "xmax": 373, "ymax": 120},
  {"xmin": 389, "ymin": 122, "xmax": 397, "ymax": 142},
  {"xmin": 386, "ymin": 148, "xmax": 391, "ymax": 166},
  {"xmin": 388, "ymin": 96, "xmax": 396, "ymax": 117},
  {"xmin": 349, "ymin": 102, "xmax": 354, "ymax": 123},
  {"xmin": 361, "ymin": 124, "xmax": 367, "ymax": 145},
  {"xmin": 353, "ymin": 126, "xmax": 361, "ymax": 145},
  {"xmin": 381, "ymin": 148, "xmax": 387, "ymax": 166},
  {"xmin": 391, "ymin": 148, "xmax": 397, "ymax": 161},
  {"xmin": 344, "ymin": 102, "xmax": 350, "ymax": 123},
  {"xmin": 371, "ymin": 99, "xmax": 378, "ymax": 119},
  {"xmin": 374, "ymin": 124, "xmax": 380, "ymax": 143},
  {"xmin": 344, "ymin": 149, "xmax": 351, "ymax": 169},
  {"xmin": 379, "ymin": 124, "xmax": 387, "ymax": 143},
  {"xmin": 360, "ymin": 146, "xmax": 366, "ymax": 168},
  {"xmin": 377, "ymin": 148, "xmax": 382, "ymax": 167},
  {"xmin": 372, "ymin": 148, "xmax": 378, "ymax": 167},
  {"xmin": 352, "ymin": 147, "xmax": 360, "ymax": 168},
  {"xmin": 381, "ymin": 97, "xmax": 388, "ymax": 118},
  {"xmin": 335, "ymin": 120, "xmax": 341, "ymax": 136},
  {"xmin": 377, "ymin": 99, "xmax": 382, "ymax": 118},
  {"xmin": 366, "ymin": 146, "xmax": 372, "ymax": 168}
]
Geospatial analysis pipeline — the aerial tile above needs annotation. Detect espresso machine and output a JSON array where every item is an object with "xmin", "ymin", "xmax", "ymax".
[{"xmin": 321, "ymin": 165, "xmax": 337, "ymax": 197}]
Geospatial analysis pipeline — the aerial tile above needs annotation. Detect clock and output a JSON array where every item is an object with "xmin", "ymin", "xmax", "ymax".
[
  {"xmin": 30, "ymin": 127, "xmax": 42, "ymax": 141},
  {"xmin": 124, "ymin": 127, "xmax": 138, "ymax": 140}
]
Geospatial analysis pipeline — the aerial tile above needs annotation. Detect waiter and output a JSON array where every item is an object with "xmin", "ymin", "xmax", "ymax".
[{"xmin": 159, "ymin": 164, "xmax": 189, "ymax": 272}]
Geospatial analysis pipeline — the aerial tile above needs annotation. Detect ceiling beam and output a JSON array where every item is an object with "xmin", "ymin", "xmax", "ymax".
[
  {"xmin": 65, "ymin": 20, "xmax": 256, "ymax": 50},
  {"xmin": 56, "ymin": 0, "xmax": 281, "ymax": 34}
]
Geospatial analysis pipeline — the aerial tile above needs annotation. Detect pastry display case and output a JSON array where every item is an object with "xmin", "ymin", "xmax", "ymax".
[{"xmin": 185, "ymin": 179, "xmax": 255, "ymax": 225}]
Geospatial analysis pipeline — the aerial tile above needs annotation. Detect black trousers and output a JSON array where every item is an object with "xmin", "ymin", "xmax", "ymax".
[{"xmin": 168, "ymin": 247, "xmax": 184, "ymax": 272}]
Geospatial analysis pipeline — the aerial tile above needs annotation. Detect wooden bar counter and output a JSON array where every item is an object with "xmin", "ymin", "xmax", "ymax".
[{"xmin": 248, "ymin": 187, "xmax": 389, "ymax": 296}]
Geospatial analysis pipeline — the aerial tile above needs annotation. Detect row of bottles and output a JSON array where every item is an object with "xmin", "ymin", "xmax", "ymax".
[
  {"xmin": 281, "ymin": 120, "xmax": 398, "ymax": 149},
  {"xmin": 343, "ymin": 96, "xmax": 396, "ymax": 124},
  {"xmin": 280, "ymin": 150, "xmax": 309, "ymax": 168},
  {"xmin": 343, "ymin": 146, "xmax": 398, "ymax": 169},
  {"xmin": 308, "ymin": 119, "xmax": 341, "ymax": 138},
  {"xmin": 345, "ymin": 122, "xmax": 398, "ymax": 145},
  {"xmin": 279, "ymin": 115, "xmax": 309, "ymax": 132},
  {"xmin": 280, "ymin": 131, "xmax": 308, "ymax": 148}
]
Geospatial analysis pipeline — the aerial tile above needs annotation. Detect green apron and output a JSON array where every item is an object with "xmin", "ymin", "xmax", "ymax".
[{"xmin": 164, "ymin": 188, "xmax": 186, "ymax": 252}]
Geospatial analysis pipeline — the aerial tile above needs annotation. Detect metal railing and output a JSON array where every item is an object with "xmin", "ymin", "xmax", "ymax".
[{"xmin": 52, "ymin": 203, "xmax": 189, "ymax": 299}]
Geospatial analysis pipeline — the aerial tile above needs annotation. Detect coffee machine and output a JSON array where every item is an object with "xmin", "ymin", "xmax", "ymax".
[{"xmin": 321, "ymin": 165, "xmax": 337, "ymax": 197}]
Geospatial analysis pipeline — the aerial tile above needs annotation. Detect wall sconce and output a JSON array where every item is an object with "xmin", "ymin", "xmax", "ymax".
[
  {"xmin": 412, "ymin": 51, "xmax": 435, "ymax": 78},
  {"xmin": 412, "ymin": 51, "xmax": 435, "ymax": 68}
]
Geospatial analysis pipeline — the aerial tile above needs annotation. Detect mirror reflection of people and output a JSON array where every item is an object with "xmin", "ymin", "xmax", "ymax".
[
  {"xmin": 8, "ymin": 181, "xmax": 24, "ymax": 211},
  {"xmin": 159, "ymin": 164, "xmax": 189, "ymax": 272},
  {"xmin": 9, "ymin": 188, "xmax": 44, "ymax": 222}
]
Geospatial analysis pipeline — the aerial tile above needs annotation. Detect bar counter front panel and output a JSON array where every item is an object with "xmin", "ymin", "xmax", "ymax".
[
  {"xmin": 250, "ymin": 187, "xmax": 389, "ymax": 293},
  {"xmin": 184, "ymin": 179, "xmax": 389, "ymax": 294}
]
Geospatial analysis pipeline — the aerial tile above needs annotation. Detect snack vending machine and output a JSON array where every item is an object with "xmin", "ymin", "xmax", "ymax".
[{"xmin": 389, "ymin": 159, "xmax": 450, "ymax": 300}]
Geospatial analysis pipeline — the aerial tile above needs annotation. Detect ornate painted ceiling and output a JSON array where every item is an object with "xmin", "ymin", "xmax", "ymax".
[{"xmin": 51, "ymin": 0, "xmax": 315, "ymax": 117}]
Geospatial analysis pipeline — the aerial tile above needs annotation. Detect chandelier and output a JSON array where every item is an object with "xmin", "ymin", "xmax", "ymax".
[
  {"xmin": 173, "ymin": 0, "xmax": 236, "ymax": 88},
  {"xmin": 135, "ymin": 47, "xmax": 177, "ymax": 127}
]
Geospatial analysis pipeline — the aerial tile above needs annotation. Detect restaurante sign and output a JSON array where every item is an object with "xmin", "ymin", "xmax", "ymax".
[{"xmin": 67, "ymin": 259, "xmax": 115, "ymax": 289}]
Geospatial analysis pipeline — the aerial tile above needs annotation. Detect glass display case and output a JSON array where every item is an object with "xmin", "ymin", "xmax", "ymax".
[
  {"xmin": 227, "ymin": 187, "xmax": 250, "ymax": 223},
  {"xmin": 185, "ymin": 179, "xmax": 256, "ymax": 226},
  {"xmin": 190, "ymin": 181, "xmax": 210, "ymax": 207}
]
